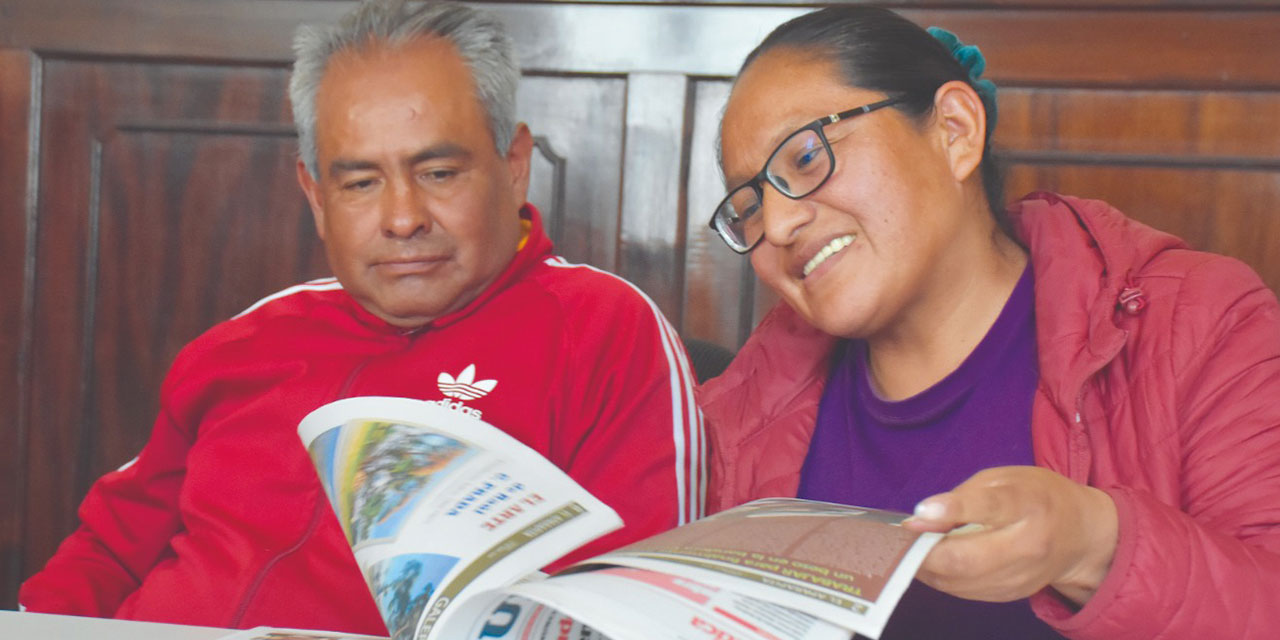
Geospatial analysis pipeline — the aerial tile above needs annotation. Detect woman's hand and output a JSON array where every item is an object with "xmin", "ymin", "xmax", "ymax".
[{"xmin": 901, "ymin": 465, "xmax": 1118, "ymax": 606}]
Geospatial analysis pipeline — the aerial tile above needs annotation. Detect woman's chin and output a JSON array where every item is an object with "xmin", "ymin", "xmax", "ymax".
[{"xmin": 800, "ymin": 303, "xmax": 875, "ymax": 340}]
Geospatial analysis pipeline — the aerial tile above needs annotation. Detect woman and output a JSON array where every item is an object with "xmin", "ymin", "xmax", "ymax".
[{"xmin": 700, "ymin": 6, "xmax": 1280, "ymax": 639}]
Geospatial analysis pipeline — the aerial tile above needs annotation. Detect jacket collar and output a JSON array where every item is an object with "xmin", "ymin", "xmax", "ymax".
[
  {"xmin": 1012, "ymin": 192, "xmax": 1187, "ymax": 414},
  {"xmin": 428, "ymin": 202, "xmax": 554, "ymax": 330}
]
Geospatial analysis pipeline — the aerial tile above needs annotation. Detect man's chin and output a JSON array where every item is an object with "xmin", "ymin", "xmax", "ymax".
[
  {"xmin": 346, "ymin": 288, "xmax": 446, "ymax": 329},
  {"xmin": 367, "ymin": 291, "xmax": 474, "ymax": 329},
  {"xmin": 349, "ymin": 272, "xmax": 494, "ymax": 328},
  {"xmin": 366, "ymin": 312, "xmax": 436, "ymax": 330}
]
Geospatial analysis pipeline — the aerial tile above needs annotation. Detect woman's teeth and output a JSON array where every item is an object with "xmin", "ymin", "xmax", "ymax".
[{"xmin": 803, "ymin": 234, "xmax": 856, "ymax": 277}]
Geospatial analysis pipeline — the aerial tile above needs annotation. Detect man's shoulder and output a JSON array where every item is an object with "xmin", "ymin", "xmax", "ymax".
[
  {"xmin": 526, "ymin": 255, "xmax": 660, "ymax": 314},
  {"xmin": 228, "ymin": 277, "xmax": 347, "ymax": 323},
  {"xmin": 173, "ymin": 279, "xmax": 350, "ymax": 369},
  {"xmin": 514, "ymin": 255, "xmax": 674, "ymax": 346}
]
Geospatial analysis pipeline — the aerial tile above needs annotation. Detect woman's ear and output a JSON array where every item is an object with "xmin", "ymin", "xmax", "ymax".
[{"xmin": 932, "ymin": 80, "xmax": 987, "ymax": 183}]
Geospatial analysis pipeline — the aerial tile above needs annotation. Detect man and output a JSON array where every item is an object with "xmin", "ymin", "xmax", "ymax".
[{"xmin": 19, "ymin": 0, "xmax": 703, "ymax": 634}]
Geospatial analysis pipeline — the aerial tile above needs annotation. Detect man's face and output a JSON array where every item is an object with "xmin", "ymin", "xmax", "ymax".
[{"xmin": 297, "ymin": 37, "xmax": 531, "ymax": 329}]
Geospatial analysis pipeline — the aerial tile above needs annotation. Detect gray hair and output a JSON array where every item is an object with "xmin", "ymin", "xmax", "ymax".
[{"xmin": 289, "ymin": 0, "xmax": 519, "ymax": 178}]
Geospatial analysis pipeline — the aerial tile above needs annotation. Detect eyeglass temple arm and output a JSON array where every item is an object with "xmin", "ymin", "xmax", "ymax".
[{"xmin": 825, "ymin": 96, "xmax": 904, "ymax": 124}]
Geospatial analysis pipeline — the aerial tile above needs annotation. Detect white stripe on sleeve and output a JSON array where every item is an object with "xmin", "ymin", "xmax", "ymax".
[
  {"xmin": 544, "ymin": 257, "xmax": 704, "ymax": 524},
  {"xmin": 233, "ymin": 278, "xmax": 344, "ymax": 319}
]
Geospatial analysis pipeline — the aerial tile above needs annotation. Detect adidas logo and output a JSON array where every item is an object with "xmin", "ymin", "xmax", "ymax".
[{"xmin": 437, "ymin": 364, "xmax": 497, "ymax": 401}]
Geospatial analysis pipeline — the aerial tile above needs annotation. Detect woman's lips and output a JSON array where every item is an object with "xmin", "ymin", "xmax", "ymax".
[{"xmin": 800, "ymin": 233, "xmax": 857, "ymax": 279}]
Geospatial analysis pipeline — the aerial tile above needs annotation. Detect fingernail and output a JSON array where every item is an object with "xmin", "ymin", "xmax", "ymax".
[{"xmin": 914, "ymin": 499, "xmax": 945, "ymax": 520}]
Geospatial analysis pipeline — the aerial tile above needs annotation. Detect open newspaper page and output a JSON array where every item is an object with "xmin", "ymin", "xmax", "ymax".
[
  {"xmin": 216, "ymin": 627, "xmax": 388, "ymax": 640},
  {"xmin": 582, "ymin": 498, "xmax": 943, "ymax": 640},
  {"xmin": 440, "ymin": 565, "xmax": 853, "ymax": 640},
  {"xmin": 297, "ymin": 396, "xmax": 622, "ymax": 640}
]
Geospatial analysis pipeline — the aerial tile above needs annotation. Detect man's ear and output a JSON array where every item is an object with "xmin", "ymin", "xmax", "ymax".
[
  {"xmin": 932, "ymin": 80, "xmax": 987, "ymax": 184},
  {"xmin": 296, "ymin": 159, "xmax": 327, "ymax": 240},
  {"xmin": 505, "ymin": 123, "xmax": 534, "ymax": 204}
]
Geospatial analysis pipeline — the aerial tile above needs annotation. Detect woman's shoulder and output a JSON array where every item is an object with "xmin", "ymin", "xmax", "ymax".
[
  {"xmin": 1143, "ymin": 249, "xmax": 1279, "ymax": 354},
  {"xmin": 1015, "ymin": 191, "xmax": 1271, "ymax": 307},
  {"xmin": 1012, "ymin": 192, "xmax": 1187, "ymax": 267}
]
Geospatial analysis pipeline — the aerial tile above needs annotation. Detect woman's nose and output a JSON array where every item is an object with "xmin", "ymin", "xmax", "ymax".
[{"xmin": 759, "ymin": 182, "xmax": 815, "ymax": 247}]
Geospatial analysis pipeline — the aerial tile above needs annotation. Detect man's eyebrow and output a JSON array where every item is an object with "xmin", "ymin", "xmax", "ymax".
[
  {"xmin": 328, "ymin": 159, "xmax": 379, "ymax": 178},
  {"xmin": 326, "ymin": 144, "xmax": 472, "ymax": 179},
  {"xmin": 407, "ymin": 143, "xmax": 470, "ymax": 166}
]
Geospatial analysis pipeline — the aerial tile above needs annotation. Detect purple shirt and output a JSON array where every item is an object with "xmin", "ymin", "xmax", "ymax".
[{"xmin": 797, "ymin": 265, "xmax": 1063, "ymax": 639}]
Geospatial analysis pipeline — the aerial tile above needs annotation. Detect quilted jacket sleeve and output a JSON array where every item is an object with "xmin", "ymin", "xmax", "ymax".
[{"xmin": 1035, "ymin": 257, "xmax": 1280, "ymax": 638}]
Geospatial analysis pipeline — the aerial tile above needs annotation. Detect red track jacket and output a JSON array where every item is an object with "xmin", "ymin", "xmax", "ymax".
[{"xmin": 20, "ymin": 205, "xmax": 705, "ymax": 635}]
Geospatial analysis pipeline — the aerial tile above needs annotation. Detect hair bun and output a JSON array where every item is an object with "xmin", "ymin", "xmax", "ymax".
[{"xmin": 927, "ymin": 27, "xmax": 998, "ymax": 133}]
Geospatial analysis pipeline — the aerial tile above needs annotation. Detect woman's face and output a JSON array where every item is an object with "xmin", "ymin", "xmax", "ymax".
[{"xmin": 720, "ymin": 49, "xmax": 973, "ymax": 340}]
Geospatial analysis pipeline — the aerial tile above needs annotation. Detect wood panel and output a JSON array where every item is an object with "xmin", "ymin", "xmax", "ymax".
[
  {"xmin": 619, "ymin": 73, "xmax": 692, "ymax": 319},
  {"xmin": 909, "ymin": 9, "xmax": 1280, "ymax": 89},
  {"xmin": 90, "ymin": 131, "xmax": 321, "ymax": 469},
  {"xmin": 999, "ymin": 88, "xmax": 1280, "ymax": 160},
  {"xmin": 683, "ymin": 79, "xmax": 742, "ymax": 347},
  {"xmin": 0, "ymin": 48, "xmax": 35, "ymax": 613},
  {"xmin": 7, "ymin": 2, "xmax": 1280, "ymax": 87},
  {"xmin": 517, "ymin": 74, "xmax": 628, "ymax": 269}
]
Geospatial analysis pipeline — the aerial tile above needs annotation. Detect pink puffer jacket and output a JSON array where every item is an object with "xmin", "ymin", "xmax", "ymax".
[{"xmin": 700, "ymin": 192, "xmax": 1280, "ymax": 639}]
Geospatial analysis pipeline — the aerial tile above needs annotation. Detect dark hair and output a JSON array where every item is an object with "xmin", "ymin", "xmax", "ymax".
[{"xmin": 741, "ymin": 6, "xmax": 1013, "ymax": 239}]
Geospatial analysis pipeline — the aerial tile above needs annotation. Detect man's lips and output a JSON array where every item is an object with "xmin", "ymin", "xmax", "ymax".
[{"xmin": 373, "ymin": 256, "xmax": 449, "ymax": 275}]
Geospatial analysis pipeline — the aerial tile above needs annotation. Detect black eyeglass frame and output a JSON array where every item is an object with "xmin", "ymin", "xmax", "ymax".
[{"xmin": 708, "ymin": 96, "xmax": 907, "ymax": 254}]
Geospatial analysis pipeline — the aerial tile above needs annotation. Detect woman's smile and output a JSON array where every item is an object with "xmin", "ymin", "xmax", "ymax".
[{"xmin": 803, "ymin": 233, "xmax": 856, "ymax": 278}]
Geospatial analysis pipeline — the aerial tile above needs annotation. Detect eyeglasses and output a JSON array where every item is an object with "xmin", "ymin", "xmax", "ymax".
[{"xmin": 708, "ymin": 96, "xmax": 906, "ymax": 253}]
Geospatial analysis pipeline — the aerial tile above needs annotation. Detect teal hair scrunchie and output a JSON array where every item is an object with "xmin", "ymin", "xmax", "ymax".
[{"xmin": 927, "ymin": 26, "xmax": 998, "ymax": 133}]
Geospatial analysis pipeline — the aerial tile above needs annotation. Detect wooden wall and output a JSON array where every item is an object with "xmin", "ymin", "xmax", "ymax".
[{"xmin": 2, "ymin": 0, "xmax": 1279, "ymax": 611}]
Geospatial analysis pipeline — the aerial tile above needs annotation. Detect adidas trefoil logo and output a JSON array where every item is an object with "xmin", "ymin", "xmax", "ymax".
[{"xmin": 437, "ymin": 364, "xmax": 498, "ymax": 401}]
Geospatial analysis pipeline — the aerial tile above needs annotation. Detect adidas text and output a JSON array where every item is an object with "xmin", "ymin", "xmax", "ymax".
[{"xmin": 430, "ymin": 398, "xmax": 483, "ymax": 420}]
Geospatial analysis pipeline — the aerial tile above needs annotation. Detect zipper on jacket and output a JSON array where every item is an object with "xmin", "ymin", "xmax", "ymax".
[
  {"xmin": 1069, "ymin": 328, "xmax": 1129, "ymax": 482},
  {"xmin": 229, "ymin": 497, "xmax": 327, "ymax": 626},
  {"xmin": 1071, "ymin": 391, "xmax": 1091, "ymax": 482},
  {"xmin": 337, "ymin": 360, "xmax": 371, "ymax": 398},
  {"xmin": 228, "ymin": 360, "xmax": 372, "ymax": 626}
]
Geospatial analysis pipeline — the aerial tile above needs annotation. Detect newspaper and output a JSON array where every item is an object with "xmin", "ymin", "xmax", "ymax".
[
  {"xmin": 217, "ymin": 628, "xmax": 387, "ymax": 640},
  {"xmin": 295, "ymin": 396, "xmax": 942, "ymax": 640}
]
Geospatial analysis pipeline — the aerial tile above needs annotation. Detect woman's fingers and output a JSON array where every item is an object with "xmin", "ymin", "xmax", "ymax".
[{"xmin": 902, "ymin": 466, "xmax": 1118, "ymax": 605}]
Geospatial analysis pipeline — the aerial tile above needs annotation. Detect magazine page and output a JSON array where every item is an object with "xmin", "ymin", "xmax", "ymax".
[
  {"xmin": 432, "ymin": 592, "xmax": 616, "ymax": 640},
  {"xmin": 297, "ymin": 396, "xmax": 623, "ymax": 640},
  {"xmin": 216, "ymin": 627, "xmax": 387, "ymax": 640},
  {"xmin": 584, "ymin": 498, "xmax": 942, "ymax": 640},
  {"xmin": 499, "ymin": 566, "xmax": 851, "ymax": 640}
]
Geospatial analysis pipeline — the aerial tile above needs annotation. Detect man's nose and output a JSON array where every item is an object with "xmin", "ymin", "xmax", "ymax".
[{"xmin": 381, "ymin": 178, "xmax": 432, "ymax": 238}]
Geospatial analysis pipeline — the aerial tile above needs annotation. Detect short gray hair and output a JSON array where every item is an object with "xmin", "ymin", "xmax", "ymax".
[{"xmin": 289, "ymin": 0, "xmax": 519, "ymax": 178}]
